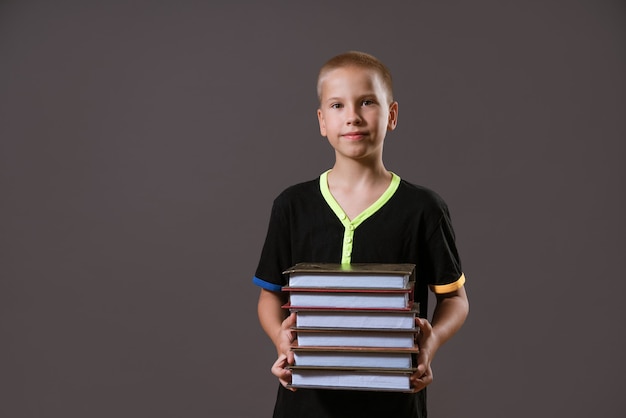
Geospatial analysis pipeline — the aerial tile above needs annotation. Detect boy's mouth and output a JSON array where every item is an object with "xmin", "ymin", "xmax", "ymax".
[{"xmin": 342, "ymin": 131, "xmax": 367, "ymax": 140}]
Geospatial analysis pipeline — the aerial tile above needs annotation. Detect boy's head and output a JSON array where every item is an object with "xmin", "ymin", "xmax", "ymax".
[
  {"xmin": 317, "ymin": 51, "xmax": 394, "ymax": 105},
  {"xmin": 316, "ymin": 51, "xmax": 398, "ymax": 163}
]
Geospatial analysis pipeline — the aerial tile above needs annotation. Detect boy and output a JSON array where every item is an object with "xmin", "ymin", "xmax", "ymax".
[{"xmin": 252, "ymin": 51, "xmax": 469, "ymax": 418}]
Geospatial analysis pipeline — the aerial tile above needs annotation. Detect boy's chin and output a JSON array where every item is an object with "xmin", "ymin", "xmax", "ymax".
[{"xmin": 334, "ymin": 149, "xmax": 383, "ymax": 163}]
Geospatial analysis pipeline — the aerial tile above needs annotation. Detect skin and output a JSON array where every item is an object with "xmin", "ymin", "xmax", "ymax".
[
  {"xmin": 316, "ymin": 66, "xmax": 398, "ymax": 219},
  {"xmin": 257, "ymin": 64, "xmax": 469, "ymax": 392}
]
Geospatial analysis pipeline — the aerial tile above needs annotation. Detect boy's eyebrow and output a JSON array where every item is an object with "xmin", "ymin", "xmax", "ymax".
[
  {"xmin": 325, "ymin": 96, "xmax": 342, "ymax": 102},
  {"xmin": 324, "ymin": 93, "xmax": 377, "ymax": 103}
]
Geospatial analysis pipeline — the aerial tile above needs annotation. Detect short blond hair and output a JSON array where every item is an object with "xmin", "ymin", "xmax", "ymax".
[{"xmin": 317, "ymin": 51, "xmax": 394, "ymax": 103}]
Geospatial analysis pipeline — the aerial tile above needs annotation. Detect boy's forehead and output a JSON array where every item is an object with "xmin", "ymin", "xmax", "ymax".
[{"xmin": 319, "ymin": 66, "xmax": 386, "ymax": 99}]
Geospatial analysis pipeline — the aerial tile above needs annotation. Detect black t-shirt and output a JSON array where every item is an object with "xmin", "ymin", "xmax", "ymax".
[{"xmin": 253, "ymin": 171, "xmax": 465, "ymax": 418}]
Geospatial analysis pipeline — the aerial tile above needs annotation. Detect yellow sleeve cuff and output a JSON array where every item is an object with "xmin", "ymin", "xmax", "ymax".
[{"xmin": 429, "ymin": 273, "xmax": 466, "ymax": 294}]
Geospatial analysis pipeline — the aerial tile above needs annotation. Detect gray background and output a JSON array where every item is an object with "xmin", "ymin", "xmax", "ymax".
[{"xmin": 1, "ymin": 0, "xmax": 624, "ymax": 417}]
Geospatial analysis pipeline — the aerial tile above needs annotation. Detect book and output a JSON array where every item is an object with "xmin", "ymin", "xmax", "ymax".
[
  {"xmin": 283, "ymin": 286, "xmax": 414, "ymax": 309},
  {"xmin": 284, "ymin": 262, "xmax": 415, "ymax": 289},
  {"xmin": 294, "ymin": 327, "xmax": 417, "ymax": 348},
  {"xmin": 289, "ymin": 304, "xmax": 419, "ymax": 329},
  {"xmin": 291, "ymin": 345, "xmax": 418, "ymax": 369},
  {"xmin": 287, "ymin": 366, "xmax": 415, "ymax": 392},
  {"xmin": 282, "ymin": 263, "xmax": 420, "ymax": 392}
]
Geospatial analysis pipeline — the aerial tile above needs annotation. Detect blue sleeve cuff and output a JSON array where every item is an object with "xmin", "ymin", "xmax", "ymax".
[{"xmin": 252, "ymin": 276, "xmax": 283, "ymax": 292}]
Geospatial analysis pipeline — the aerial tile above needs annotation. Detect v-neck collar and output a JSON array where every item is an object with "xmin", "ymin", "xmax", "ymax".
[{"xmin": 319, "ymin": 169, "xmax": 401, "ymax": 228}]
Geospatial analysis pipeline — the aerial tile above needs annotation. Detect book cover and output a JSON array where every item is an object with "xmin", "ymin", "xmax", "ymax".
[
  {"xmin": 284, "ymin": 285, "xmax": 414, "ymax": 309},
  {"xmin": 283, "ymin": 262, "xmax": 416, "ymax": 289},
  {"xmin": 287, "ymin": 366, "xmax": 417, "ymax": 392},
  {"xmin": 287, "ymin": 303, "xmax": 419, "ymax": 329},
  {"xmin": 291, "ymin": 345, "xmax": 418, "ymax": 369},
  {"xmin": 294, "ymin": 327, "xmax": 418, "ymax": 348}
]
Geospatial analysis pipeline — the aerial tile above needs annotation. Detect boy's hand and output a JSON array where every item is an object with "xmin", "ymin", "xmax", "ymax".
[
  {"xmin": 271, "ymin": 353, "xmax": 296, "ymax": 391},
  {"xmin": 409, "ymin": 287, "xmax": 469, "ymax": 393},
  {"xmin": 275, "ymin": 312, "xmax": 297, "ymax": 359},
  {"xmin": 271, "ymin": 313, "xmax": 297, "ymax": 391},
  {"xmin": 410, "ymin": 317, "xmax": 437, "ymax": 393}
]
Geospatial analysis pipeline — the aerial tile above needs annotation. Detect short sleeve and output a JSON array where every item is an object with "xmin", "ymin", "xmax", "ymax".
[
  {"xmin": 252, "ymin": 194, "xmax": 292, "ymax": 292},
  {"xmin": 423, "ymin": 203, "xmax": 465, "ymax": 294}
]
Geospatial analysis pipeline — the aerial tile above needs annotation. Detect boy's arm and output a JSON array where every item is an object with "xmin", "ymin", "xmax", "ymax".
[
  {"xmin": 257, "ymin": 289, "xmax": 297, "ymax": 390},
  {"xmin": 411, "ymin": 286, "xmax": 469, "ymax": 392},
  {"xmin": 257, "ymin": 288, "xmax": 294, "ymax": 354}
]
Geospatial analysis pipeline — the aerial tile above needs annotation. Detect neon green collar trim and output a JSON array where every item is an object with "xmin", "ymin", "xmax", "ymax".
[{"xmin": 319, "ymin": 170, "xmax": 401, "ymax": 264}]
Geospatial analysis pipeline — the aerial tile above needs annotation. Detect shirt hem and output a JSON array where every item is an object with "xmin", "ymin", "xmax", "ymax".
[
  {"xmin": 253, "ymin": 276, "xmax": 283, "ymax": 292},
  {"xmin": 429, "ymin": 273, "xmax": 466, "ymax": 294}
]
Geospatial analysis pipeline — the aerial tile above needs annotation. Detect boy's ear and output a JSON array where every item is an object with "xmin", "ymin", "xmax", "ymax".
[
  {"xmin": 317, "ymin": 109, "xmax": 327, "ymax": 137},
  {"xmin": 387, "ymin": 101, "xmax": 399, "ymax": 131}
]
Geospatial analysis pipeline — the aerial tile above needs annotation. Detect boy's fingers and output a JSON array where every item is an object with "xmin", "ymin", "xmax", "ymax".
[
  {"xmin": 282, "ymin": 313, "xmax": 298, "ymax": 344},
  {"xmin": 410, "ymin": 367, "xmax": 433, "ymax": 392},
  {"xmin": 272, "ymin": 354, "xmax": 287, "ymax": 367},
  {"xmin": 415, "ymin": 317, "xmax": 431, "ymax": 332},
  {"xmin": 414, "ymin": 317, "xmax": 433, "ymax": 344},
  {"xmin": 271, "ymin": 356, "xmax": 288, "ymax": 378},
  {"xmin": 282, "ymin": 312, "xmax": 297, "ymax": 328},
  {"xmin": 271, "ymin": 354, "xmax": 296, "ymax": 391}
]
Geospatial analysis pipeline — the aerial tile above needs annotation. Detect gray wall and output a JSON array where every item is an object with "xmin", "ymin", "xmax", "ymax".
[{"xmin": 1, "ymin": 1, "xmax": 624, "ymax": 416}]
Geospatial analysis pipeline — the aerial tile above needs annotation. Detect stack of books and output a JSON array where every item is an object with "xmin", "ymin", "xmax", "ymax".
[{"xmin": 282, "ymin": 262, "xmax": 419, "ymax": 392}]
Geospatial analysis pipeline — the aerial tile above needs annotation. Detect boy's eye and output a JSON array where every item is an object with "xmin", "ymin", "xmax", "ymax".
[
  {"xmin": 362, "ymin": 99, "xmax": 375, "ymax": 106},
  {"xmin": 330, "ymin": 103, "xmax": 343, "ymax": 109}
]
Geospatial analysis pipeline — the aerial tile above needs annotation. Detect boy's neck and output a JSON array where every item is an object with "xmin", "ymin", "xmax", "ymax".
[
  {"xmin": 326, "ymin": 159, "xmax": 392, "ymax": 221},
  {"xmin": 327, "ymin": 158, "xmax": 391, "ymax": 188}
]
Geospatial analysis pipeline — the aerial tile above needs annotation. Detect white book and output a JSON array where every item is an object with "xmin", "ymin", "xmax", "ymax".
[
  {"xmin": 288, "ymin": 291, "xmax": 410, "ymax": 309},
  {"xmin": 284, "ymin": 262, "xmax": 415, "ymax": 289},
  {"xmin": 288, "ymin": 273, "xmax": 410, "ymax": 289},
  {"xmin": 294, "ymin": 307, "xmax": 417, "ymax": 329},
  {"xmin": 293, "ymin": 350, "xmax": 414, "ymax": 369},
  {"xmin": 289, "ymin": 367, "xmax": 413, "ymax": 391},
  {"xmin": 295, "ymin": 329, "xmax": 416, "ymax": 348}
]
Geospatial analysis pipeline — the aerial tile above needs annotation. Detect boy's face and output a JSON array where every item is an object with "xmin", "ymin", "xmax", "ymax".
[{"xmin": 317, "ymin": 66, "xmax": 398, "ymax": 163}]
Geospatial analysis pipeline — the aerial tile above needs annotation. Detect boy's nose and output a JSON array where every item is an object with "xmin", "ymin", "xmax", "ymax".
[{"xmin": 346, "ymin": 108, "xmax": 362, "ymax": 125}]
